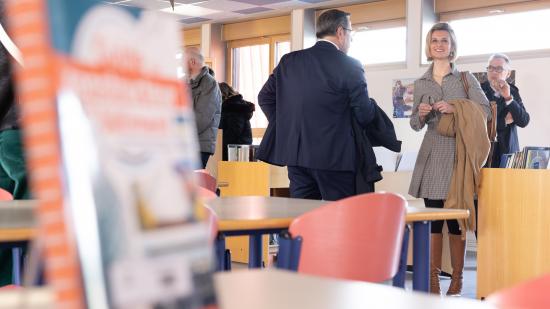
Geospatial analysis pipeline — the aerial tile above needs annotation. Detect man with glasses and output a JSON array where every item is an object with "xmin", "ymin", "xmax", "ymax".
[
  {"xmin": 256, "ymin": 9, "xmax": 374, "ymax": 200},
  {"xmin": 481, "ymin": 53, "xmax": 530, "ymax": 167}
]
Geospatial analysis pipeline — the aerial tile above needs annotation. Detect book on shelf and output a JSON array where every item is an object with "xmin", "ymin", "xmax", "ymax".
[{"xmin": 499, "ymin": 146, "xmax": 550, "ymax": 169}]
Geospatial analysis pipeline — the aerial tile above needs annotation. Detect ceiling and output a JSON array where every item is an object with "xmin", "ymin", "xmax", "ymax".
[{"xmin": 105, "ymin": 0, "xmax": 378, "ymax": 27}]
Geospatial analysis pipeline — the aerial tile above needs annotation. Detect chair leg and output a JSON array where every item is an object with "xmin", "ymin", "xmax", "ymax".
[
  {"xmin": 289, "ymin": 236, "xmax": 302, "ymax": 271},
  {"xmin": 276, "ymin": 232, "xmax": 291, "ymax": 270},
  {"xmin": 215, "ymin": 234, "xmax": 227, "ymax": 272},
  {"xmin": 224, "ymin": 249, "xmax": 232, "ymax": 271},
  {"xmin": 12, "ymin": 247, "xmax": 22, "ymax": 286}
]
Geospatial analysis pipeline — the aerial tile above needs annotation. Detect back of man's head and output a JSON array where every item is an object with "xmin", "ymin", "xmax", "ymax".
[{"xmin": 316, "ymin": 9, "xmax": 350, "ymax": 39}]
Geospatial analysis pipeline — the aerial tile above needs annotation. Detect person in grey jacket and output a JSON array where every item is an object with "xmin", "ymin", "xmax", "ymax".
[{"xmin": 185, "ymin": 47, "xmax": 221, "ymax": 168}]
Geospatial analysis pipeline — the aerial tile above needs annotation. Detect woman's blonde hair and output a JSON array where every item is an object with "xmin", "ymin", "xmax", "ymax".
[{"xmin": 425, "ymin": 22, "xmax": 458, "ymax": 62}]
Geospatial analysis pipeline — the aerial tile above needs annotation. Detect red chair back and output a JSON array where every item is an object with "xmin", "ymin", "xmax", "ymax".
[
  {"xmin": 487, "ymin": 273, "xmax": 550, "ymax": 309},
  {"xmin": 197, "ymin": 186, "xmax": 217, "ymax": 200},
  {"xmin": 201, "ymin": 204, "xmax": 219, "ymax": 244},
  {"xmin": 0, "ymin": 188, "xmax": 13, "ymax": 201},
  {"xmin": 195, "ymin": 184, "xmax": 219, "ymax": 244},
  {"xmin": 195, "ymin": 169, "xmax": 217, "ymax": 193},
  {"xmin": 289, "ymin": 192, "xmax": 406, "ymax": 282}
]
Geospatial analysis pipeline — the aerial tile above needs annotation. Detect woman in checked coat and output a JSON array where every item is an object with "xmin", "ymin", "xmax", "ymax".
[{"xmin": 408, "ymin": 22, "xmax": 490, "ymax": 296}]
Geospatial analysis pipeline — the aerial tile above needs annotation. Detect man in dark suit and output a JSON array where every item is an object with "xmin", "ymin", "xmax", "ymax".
[
  {"xmin": 480, "ymin": 53, "xmax": 530, "ymax": 167},
  {"xmin": 256, "ymin": 9, "xmax": 375, "ymax": 201}
]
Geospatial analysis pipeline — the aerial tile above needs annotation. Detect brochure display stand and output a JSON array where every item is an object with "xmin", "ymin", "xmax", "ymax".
[{"xmin": 7, "ymin": 0, "xmax": 214, "ymax": 307}]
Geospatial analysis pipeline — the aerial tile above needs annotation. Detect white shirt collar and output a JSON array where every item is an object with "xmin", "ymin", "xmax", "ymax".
[
  {"xmin": 318, "ymin": 39, "xmax": 339, "ymax": 51},
  {"xmin": 489, "ymin": 85, "xmax": 501, "ymax": 98}
]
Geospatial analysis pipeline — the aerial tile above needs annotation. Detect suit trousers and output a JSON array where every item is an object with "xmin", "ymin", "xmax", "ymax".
[{"xmin": 288, "ymin": 166, "xmax": 355, "ymax": 201}]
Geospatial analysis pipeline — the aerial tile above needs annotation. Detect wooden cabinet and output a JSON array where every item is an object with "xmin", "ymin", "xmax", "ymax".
[
  {"xmin": 217, "ymin": 161, "xmax": 272, "ymax": 264},
  {"xmin": 477, "ymin": 169, "xmax": 550, "ymax": 298}
]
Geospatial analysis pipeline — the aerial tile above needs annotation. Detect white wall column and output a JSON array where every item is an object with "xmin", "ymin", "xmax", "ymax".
[
  {"xmin": 291, "ymin": 8, "xmax": 316, "ymax": 52},
  {"xmin": 200, "ymin": 23, "xmax": 226, "ymax": 81},
  {"xmin": 201, "ymin": 23, "xmax": 211, "ymax": 57}
]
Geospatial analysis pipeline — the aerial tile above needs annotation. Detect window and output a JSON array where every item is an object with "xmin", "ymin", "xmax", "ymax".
[
  {"xmin": 229, "ymin": 35, "xmax": 290, "ymax": 128},
  {"xmin": 348, "ymin": 26, "xmax": 407, "ymax": 65},
  {"xmin": 275, "ymin": 41, "xmax": 291, "ymax": 66},
  {"xmin": 448, "ymin": 9, "xmax": 550, "ymax": 57},
  {"xmin": 231, "ymin": 43, "xmax": 270, "ymax": 128}
]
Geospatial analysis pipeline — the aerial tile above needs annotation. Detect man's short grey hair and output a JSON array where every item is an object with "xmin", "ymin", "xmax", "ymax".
[
  {"xmin": 316, "ymin": 9, "xmax": 350, "ymax": 39},
  {"xmin": 185, "ymin": 47, "xmax": 204, "ymax": 65},
  {"xmin": 488, "ymin": 53, "xmax": 511, "ymax": 68}
]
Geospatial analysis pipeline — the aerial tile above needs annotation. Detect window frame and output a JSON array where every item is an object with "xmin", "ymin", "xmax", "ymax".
[
  {"xmin": 226, "ymin": 34, "xmax": 290, "ymax": 86},
  {"xmin": 434, "ymin": 1, "xmax": 550, "ymax": 62},
  {"xmin": 348, "ymin": 20, "xmax": 408, "ymax": 68},
  {"xmin": 225, "ymin": 34, "xmax": 290, "ymax": 128}
]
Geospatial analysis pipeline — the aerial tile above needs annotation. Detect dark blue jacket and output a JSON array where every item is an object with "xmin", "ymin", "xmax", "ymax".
[
  {"xmin": 354, "ymin": 98, "xmax": 402, "ymax": 193},
  {"xmin": 481, "ymin": 81, "xmax": 530, "ymax": 167},
  {"xmin": 256, "ymin": 41, "xmax": 375, "ymax": 171}
]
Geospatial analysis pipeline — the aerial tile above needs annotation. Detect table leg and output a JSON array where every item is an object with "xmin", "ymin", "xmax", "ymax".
[
  {"xmin": 12, "ymin": 247, "xmax": 22, "ymax": 285},
  {"xmin": 392, "ymin": 225, "xmax": 410, "ymax": 288},
  {"xmin": 248, "ymin": 233, "xmax": 262, "ymax": 268},
  {"xmin": 412, "ymin": 221, "xmax": 431, "ymax": 292}
]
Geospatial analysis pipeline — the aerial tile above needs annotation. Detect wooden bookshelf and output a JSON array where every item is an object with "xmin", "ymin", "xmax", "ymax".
[{"xmin": 477, "ymin": 168, "xmax": 550, "ymax": 298}]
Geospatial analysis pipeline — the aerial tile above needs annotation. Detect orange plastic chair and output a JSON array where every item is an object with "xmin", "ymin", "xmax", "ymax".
[
  {"xmin": 282, "ymin": 192, "xmax": 406, "ymax": 283},
  {"xmin": 487, "ymin": 273, "xmax": 550, "ymax": 309},
  {"xmin": 197, "ymin": 186, "xmax": 217, "ymax": 201},
  {"xmin": 195, "ymin": 169, "xmax": 217, "ymax": 193}
]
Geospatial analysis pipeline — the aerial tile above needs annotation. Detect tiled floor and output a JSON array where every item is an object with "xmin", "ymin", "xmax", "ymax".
[{"xmin": 403, "ymin": 251, "xmax": 477, "ymax": 299}]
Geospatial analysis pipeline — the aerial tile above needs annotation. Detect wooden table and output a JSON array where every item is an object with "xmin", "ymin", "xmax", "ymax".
[
  {"xmin": 0, "ymin": 270, "xmax": 496, "ymax": 309},
  {"xmin": 0, "ymin": 288, "xmax": 54, "ymax": 308},
  {"xmin": 205, "ymin": 196, "xmax": 469, "ymax": 292},
  {"xmin": 0, "ymin": 200, "xmax": 38, "ymax": 242},
  {"xmin": 215, "ymin": 269, "xmax": 495, "ymax": 309},
  {"xmin": 0, "ymin": 200, "xmax": 38, "ymax": 285}
]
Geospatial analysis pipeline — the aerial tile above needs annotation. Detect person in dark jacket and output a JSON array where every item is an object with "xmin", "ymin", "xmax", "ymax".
[
  {"xmin": 481, "ymin": 53, "xmax": 530, "ymax": 167},
  {"xmin": 256, "ymin": 9, "xmax": 375, "ymax": 201},
  {"xmin": 0, "ymin": 13, "xmax": 30, "ymax": 286},
  {"xmin": 354, "ymin": 98, "xmax": 401, "ymax": 194},
  {"xmin": 218, "ymin": 82, "xmax": 254, "ymax": 161}
]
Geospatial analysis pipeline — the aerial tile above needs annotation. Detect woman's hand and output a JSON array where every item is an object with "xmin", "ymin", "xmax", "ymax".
[
  {"xmin": 418, "ymin": 103, "xmax": 433, "ymax": 118},
  {"xmin": 433, "ymin": 100, "xmax": 455, "ymax": 114}
]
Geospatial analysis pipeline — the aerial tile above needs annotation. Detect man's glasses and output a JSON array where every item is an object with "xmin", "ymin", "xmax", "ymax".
[
  {"xmin": 342, "ymin": 27, "xmax": 356, "ymax": 38},
  {"xmin": 486, "ymin": 66, "xmax": 507, "ymax": 73}
]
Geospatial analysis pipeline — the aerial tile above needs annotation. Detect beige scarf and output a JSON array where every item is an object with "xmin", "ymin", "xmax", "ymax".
[{"xmin": 437, "ymin": 98, "xmax": 490, "ymax": 236}]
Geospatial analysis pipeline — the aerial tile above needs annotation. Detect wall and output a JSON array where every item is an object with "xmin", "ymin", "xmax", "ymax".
[
  {"xmin": 366, "ymin": 0, "xmax": 550, "ymax": 153},
  {"xmin": 367, "ymin": 53, "xmax": 550, "ymax": 154}
]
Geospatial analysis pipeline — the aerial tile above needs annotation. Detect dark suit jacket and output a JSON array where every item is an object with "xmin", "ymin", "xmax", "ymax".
[
  {"xmin": 354, "ymin": 98, "xmax": 402, "ymax": 194},
  {"xmin": 481, "ymin": 81, "xmax": 530, "ymax": 167},
  {"xmin": 256, "ymin": 41, "xmax": 374, "ymax": 171}
]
